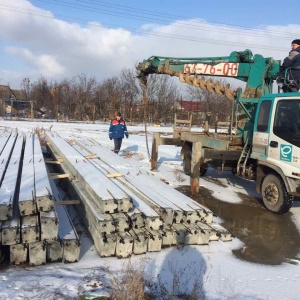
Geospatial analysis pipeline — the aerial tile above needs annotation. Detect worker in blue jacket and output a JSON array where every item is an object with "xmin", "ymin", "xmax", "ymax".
[{"xmin": 109, "ymin": 112, "xmax": 129, "ymax": 154}]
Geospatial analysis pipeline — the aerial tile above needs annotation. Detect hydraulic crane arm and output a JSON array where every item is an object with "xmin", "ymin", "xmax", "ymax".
[{"xmin": 137, "ymin": 49, "xmax": 281, "ymax": 104}]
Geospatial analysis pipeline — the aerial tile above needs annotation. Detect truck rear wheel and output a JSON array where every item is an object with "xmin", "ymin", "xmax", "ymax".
[
  {"xmin": 183, "ymin": 154, "xmax": 207, "ymax": 176},
  {"xmin": 261, "ymin": 174, "xmax": 293, "ymax": 214}
]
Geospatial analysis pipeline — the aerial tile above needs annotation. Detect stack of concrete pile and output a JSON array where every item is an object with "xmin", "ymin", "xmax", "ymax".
[
  {"xmin": 0, "ymin": 131, "xmax": 80, "ymax": 265},
  {"xmin": 45, "ymin": 131, "xmax": 232, "ymax": 259}
]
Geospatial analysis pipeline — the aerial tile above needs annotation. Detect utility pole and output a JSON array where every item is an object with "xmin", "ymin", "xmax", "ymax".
[{"xmin": 30, "ymin": 101, "xmax": 34, "ymax": 119}]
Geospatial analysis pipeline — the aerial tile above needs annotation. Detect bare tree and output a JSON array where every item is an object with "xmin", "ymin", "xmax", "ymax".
[
  {"xmin": 145, "ymin": 75, "xmax": 180, "ymax": 124},
  {"xmin": 119, "ymin": 68, "xmax": 140, "ymax": 122},
  {"xmin": 30, "ymin": 77, "xmax": 53, "ymax": 117},
  {"xmin": 72, "ymin": 74, "xmax": 97, "ymax": 121},
  {"xmin": 20, "ymin": 78, "xmax": 31, "ymax": 100},
  {"xmin": 98, "ymin": 76, "xmax": 122, "ymax": 120},
  {"xmin": 184, "ymin": 77, "xmax": 233, "ymax": 124}
]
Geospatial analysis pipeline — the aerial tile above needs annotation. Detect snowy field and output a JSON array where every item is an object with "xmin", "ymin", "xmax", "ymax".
[{"xmin": 0, "ymin": 119, "xmax": 300, "ymax": 300}]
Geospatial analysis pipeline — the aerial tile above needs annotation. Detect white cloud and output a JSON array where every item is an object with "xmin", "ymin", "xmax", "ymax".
[{"xmin": 0, "ymin": 0, "xmax": 300, "ymax": 88}]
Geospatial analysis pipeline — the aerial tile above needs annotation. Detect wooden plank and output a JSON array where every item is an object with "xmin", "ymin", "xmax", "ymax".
[
  {"xmin": 49, "ymin": 173, "xmax": 70, "ymax": 179},
  {"xmin": 83, "ymin": 153, "xmax": 97, "ymax": 159},
  {"xmin": 54, "ymin": 200, "xmax": 80, "ymax": 205},
  {"xmin": 45, "ymin": 160, "xmax": 61, "ymax": 165},
  {"xmin": 106, "ymin": 173, "xmax": 123, "ymax": 178}
]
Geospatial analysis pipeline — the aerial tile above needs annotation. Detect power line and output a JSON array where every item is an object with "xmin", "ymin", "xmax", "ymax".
[
  {"xmin": 0, "ymin": 3, "xmax": 290, "ymax": 52},
  {"xmin": 37, "ymin": 0, "xmax": 297, "ymax": 40}
]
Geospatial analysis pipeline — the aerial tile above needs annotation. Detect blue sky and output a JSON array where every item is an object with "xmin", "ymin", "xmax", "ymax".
[
  {"xmin": 0, "ymin": 0, "xmax": 299, "ymax": 88},
  {"xmin": 30, "ymin": 0, "xmax": 298, "ymax": 28}
]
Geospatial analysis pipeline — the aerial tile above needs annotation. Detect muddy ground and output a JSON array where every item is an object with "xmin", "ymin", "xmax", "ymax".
[{"xmin": 177, "ymin": 185, "xmax": 300, "ymax": 266}]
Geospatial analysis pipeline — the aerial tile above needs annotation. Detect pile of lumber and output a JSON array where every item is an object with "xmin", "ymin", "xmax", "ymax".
[
  {"xmin": 0, "ymin": 131, "xmax": 80, "ymax": 265},
  {"xmin": 45, "ymin": 131, "xmax": 232, "ymax": 259}
]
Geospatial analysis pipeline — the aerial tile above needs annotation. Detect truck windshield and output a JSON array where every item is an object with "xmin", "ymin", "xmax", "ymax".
[{"xmin": 273, "ymin": 99, "xmax": 300, "ymax": 147}]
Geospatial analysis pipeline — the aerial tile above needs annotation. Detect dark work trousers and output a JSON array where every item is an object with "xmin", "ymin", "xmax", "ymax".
[{"xmin": 114, "ymin": 138, "xmax": 123, "ymax": 154}]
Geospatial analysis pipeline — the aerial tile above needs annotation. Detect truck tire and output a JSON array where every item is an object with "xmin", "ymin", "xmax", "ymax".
[
  {"xmin": 183, "ymin": 154, "xmax": 207, "ymax": 176},
  {"xmin": 261, "ymin": 174, "xmax": 293, "ymax": 214}
]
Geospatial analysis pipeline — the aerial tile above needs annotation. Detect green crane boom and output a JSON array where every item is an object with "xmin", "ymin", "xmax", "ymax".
[{"xmin": 137, "ymin": 49, "xmax": 281, "ymax": 121}]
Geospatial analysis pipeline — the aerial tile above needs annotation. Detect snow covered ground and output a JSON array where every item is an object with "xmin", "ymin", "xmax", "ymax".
[{"xmin": 0, "ymin": 119, "xmax": 300, "ymax": 300}]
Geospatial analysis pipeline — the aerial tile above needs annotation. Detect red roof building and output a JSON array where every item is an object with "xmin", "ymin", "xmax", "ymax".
[{"xmin": 175, "ymin": 100, "xmax": 204, "ymax": 112}]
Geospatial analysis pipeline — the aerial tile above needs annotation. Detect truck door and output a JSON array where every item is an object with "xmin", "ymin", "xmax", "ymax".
[
  {"xmin": 268, "ymin": 98, "xmax": 300, "ymax": 169},
  {"xmin": 252, "ymin": 100, "xmax": 272, "ymax": 160}
]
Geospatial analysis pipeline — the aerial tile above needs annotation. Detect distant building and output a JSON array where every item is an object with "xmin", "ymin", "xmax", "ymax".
[
  {"xmin": 175, "ymin": 100, "xmax": 204, "ymax": 112},
  {"xmin": 0, "ymin": 85, "xmax": 32, "ymax": 118}
]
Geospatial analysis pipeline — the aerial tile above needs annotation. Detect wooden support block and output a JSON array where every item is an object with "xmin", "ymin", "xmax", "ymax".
[{"xmin": 106, "ymin": 173, "xmax": 123, "ymax": 178}]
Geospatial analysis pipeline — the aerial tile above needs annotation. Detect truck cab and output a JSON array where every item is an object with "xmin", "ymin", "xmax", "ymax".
[{"xmin": 252, "ymin": 93, "xmax": 300, "ymax": 213}]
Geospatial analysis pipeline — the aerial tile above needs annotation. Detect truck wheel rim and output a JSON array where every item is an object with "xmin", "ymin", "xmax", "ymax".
[{"xmin": 265, "ymin": 183, "xmax": 279, "ymax": 205}]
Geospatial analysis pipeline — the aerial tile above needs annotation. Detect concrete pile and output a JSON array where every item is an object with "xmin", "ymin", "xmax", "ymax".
[
  {"xmin": 0, "ymin": 131, "xmax": 80, "ymax": 266},
  {"xmin": 45, "ymin": 131, "xmax": 232, "ymax": 259}
]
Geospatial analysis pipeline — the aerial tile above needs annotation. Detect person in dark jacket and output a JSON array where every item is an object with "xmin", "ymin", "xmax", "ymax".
[
  {"xmin": 277, "ymin": 39, "xmax": 300, "ymax": 92},
  {"xmin": 109, "ymin": 112, "xmax": 129, "ymax": 154}
]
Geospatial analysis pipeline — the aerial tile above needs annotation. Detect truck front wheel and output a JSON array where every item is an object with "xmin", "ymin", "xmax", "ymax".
[{"xmin": 261, "ymin": 174, "xmax": 293, "ymax": 214}]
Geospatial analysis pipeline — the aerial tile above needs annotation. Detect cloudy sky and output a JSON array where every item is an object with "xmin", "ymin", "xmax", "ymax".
[{"xmin": 0, "ymin": 0, "xmax": 299, "ymax": 88}]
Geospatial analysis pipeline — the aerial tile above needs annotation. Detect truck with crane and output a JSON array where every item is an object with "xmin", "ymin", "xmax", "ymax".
[{"xmin": 137, "ymin": 49, "xmax": 300, "ymax": 214}]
